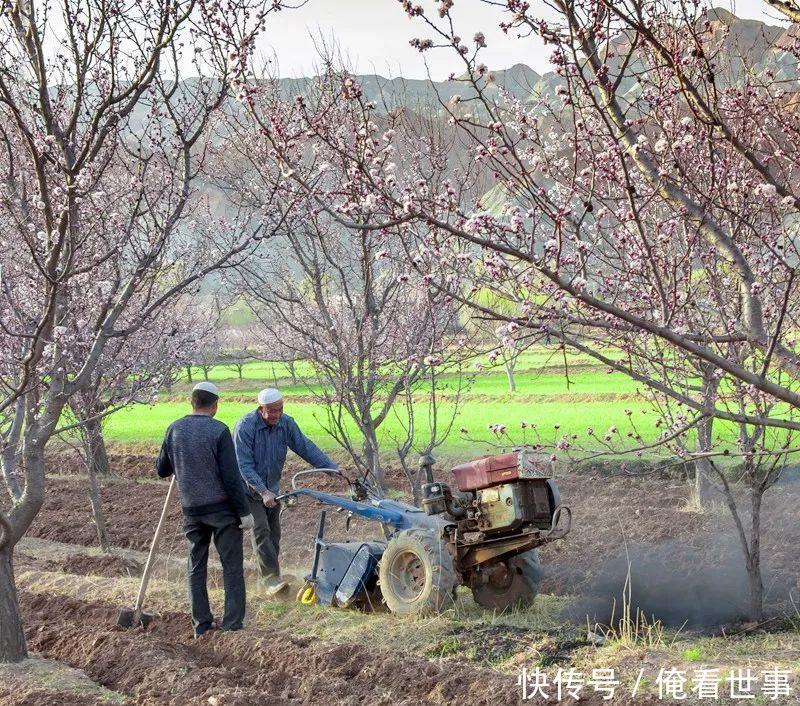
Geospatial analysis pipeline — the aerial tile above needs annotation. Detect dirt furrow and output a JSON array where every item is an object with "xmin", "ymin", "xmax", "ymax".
[{"xmin": 20, "ymin": 591, "xmax": 523, "ymax": 706}]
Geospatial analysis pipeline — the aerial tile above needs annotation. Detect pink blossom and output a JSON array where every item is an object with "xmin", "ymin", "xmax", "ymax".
[{"xmin": 754, "ymin": 183, "xmax": 777, "ymax": 199}]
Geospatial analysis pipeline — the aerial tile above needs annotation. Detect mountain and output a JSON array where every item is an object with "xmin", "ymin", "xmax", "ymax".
[
  {"xmin": 122, "ymin": 8, "xmax": 794, "ymax": 147},
  {"xmin": 270, "ymin": 9, "xmax": 794, "ymax": 111},
  {"xmin": 182, "ymin": 8, "xmax": 794, "ymax": 292},
  {"xmin": 274, "ymin": 61, "xmax": 543, "ymax": 113}
]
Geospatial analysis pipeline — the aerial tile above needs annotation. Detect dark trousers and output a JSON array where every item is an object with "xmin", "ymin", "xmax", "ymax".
[
  {"xmin": 247, "ymin": 494, "xmax": 281, "ymax": 579},
  {"xmin": 183, "ymin": 510, "xmax": 245, "ymax": 635}
]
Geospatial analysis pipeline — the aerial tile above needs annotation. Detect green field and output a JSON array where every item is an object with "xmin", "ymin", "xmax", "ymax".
[
  {"xmin": 104, "ymin": 395, "xmax": 659, "ymax": 453},
  {"xmin": 182, "ymin": 348, "xmax": 622, "ymax": 385},
  {"xmin": 101, "ymin": 348, "xmax": 671, "ymax": 456},
  {"xmin": 171, "ymin": 369, "xmax": 641, "ymax": 402},
  {"xmin": 96, "ymin": 345, "xmax": 790, "ymax": 460}
]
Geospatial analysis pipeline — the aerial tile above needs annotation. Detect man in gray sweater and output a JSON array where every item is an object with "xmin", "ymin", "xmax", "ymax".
[{"xmin": 156, "ymin": 381, "xmax": 254, "ymax": 636}]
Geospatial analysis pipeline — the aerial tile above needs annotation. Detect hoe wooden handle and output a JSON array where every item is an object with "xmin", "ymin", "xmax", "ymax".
[{"xmin": 133, "ymin": 476, "xmax": 176, "ymax": 619}]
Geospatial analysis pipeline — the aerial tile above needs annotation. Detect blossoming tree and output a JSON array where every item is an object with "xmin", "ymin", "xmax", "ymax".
[
  {"xmin": 253, "ymin": 0, "xmax": 800, "ymax": 619},
  {"xmin": 0, "ymin": 0, "xmax": 285, "ymax": 662}
]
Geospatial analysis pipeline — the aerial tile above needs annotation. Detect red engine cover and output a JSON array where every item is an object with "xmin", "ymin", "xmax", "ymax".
[{"xmin": 451, "ymin": 452, "xmax": 521, "ymax": 491}]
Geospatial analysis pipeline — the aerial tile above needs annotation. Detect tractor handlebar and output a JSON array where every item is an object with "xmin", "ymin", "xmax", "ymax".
[{"xmin": 277, "ymin": 466, "xmax": 382, "ymax": 505}]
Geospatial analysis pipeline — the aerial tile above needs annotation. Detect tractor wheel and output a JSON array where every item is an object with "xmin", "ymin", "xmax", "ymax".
[
  {"xmin": 471, "ymin": 549, "xmax": 541, "ymax": 611},
  {"xmin": 378, "ymin": 528, "xmax": 459, "ymax": 615}
]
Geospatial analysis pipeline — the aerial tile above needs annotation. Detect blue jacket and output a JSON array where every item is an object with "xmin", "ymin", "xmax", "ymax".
[{"xmin": 233, "ymin": 410, "xmax": 336, "ymax": 495}]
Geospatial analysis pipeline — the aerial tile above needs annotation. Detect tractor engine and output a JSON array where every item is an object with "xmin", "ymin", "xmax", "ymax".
[{"xmin": 421, "ymin": 451, "xmax": 560, "ymax": 534}]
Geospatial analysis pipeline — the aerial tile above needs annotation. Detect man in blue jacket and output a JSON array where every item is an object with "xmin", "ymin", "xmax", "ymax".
[
  {"xmin": 156, "ymin": 382, "xmax": 254, "ymax": 636},
  {"xmin": 233, "ymin": 388, "xmax": 337, "ymax": 595}
]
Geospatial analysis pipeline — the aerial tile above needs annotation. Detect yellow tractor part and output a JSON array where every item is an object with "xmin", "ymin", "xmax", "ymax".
[{"xmin": 297, "ymin": 582, "xmax": 317, "ymax": 605}]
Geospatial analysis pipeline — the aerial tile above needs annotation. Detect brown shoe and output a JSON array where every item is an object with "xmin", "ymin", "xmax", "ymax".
[{"xmin": 261, "ymin": 575, "xmax": 289, "ymax": 597}]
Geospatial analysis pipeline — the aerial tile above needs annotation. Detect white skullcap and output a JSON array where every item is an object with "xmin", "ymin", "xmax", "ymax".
[
  {"xmin": 192, "ymin": 381, "xmax": 220, "ymax": 397},
  {"xmin": 258, "ymin": 388, "xmax": 283, "ymax": 405}
]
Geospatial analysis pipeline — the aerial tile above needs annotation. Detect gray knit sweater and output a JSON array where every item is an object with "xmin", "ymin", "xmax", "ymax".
[{"xmin": 156, "ymin": 414, "xmax": 249, "ymax": 518}]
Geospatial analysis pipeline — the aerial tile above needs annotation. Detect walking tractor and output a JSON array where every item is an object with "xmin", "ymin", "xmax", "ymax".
[{"xmin": 279, "ymin": 450, "xmax": 571, "ymax": 614}]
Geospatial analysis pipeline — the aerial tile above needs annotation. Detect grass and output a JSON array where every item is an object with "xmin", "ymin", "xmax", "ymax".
[
  {"xmin": 101, "ymin": 395, "xmax": 663, "ymax": 451},
  {"xmin": 92, "ymin": 344, "xmax": 651, "ymax": 450},
  {"xmin": 176, "ymin": 369, "xmax": 642, "ymax": 401},
  {"xmin": 180, "ymin": 348, "xmax": 624, "ymax": 386},
  {"xmin": 17, "ymin": 564, "xmax": 800, "ymax": 686},
  {"xmin": 683, "ymin": 645, "xmax": 707, "ymax": 662},
  {"xmin": 88, "ymin": 343, "xmax": 773, "ymax": 455}
]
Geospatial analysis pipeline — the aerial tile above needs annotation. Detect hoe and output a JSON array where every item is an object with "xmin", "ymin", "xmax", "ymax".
[{"xmin": 282, "ymin": 450, "xmax": 571, "ymax": 614}]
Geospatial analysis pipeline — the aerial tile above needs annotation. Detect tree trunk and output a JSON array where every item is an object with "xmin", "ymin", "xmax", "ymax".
[
  {"xmin": 398, "ymin": 455, "xmax": 422, "ymax": 506},
  {"xmin": 0, "ymin": 546, "xmax": 27, "ymax": 662},
  {"xmin": 83, "ymin": 415, "xmax": 111, "ymax": 476},
  {"xmin": 1, "ymin": 406, "xmax": 61, "ymax": 663},
  {"xmin": 76, "ymin": 408, "xmax": 111, "ymax": 551},
  {"xmin": 1, "ymin": 397, "xmax": 24, "ymax": 500},
  {"xmin": 86, "ymin": 463, "xmax": 111, "ymax": 553},
  {"xmin": 504, "ymin": 361, "xmax": 517, "ymax": 392},
  {"xmin": 747, "ymin": 489, "xmax": 764, "ymax": 621},
  {"xmin": 410, "ymin": 461, "xmax": 422, "ymax": 507},
  {"xmin": 693, "ymin": 456, "xmax": 714, "ymax": 507},
  {"xmin": 288, "ymin": 361, "xmax": 297, "ymax": 385},
  {"xmin": 186, "ymin": 366, "xmax": 193, "ymax": 383},
  {"xmin": 692, "ymin": 369, "xmax": 718, "ymax": 508},
  {"xmin": 363, "ymin": 432, "xmax": 384, "ymax": 492}
]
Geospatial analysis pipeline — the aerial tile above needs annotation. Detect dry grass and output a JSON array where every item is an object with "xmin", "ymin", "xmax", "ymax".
[
  {"xmin": 597, "ymin": 558, "xmax": 678, "ymax": 650},
  {"xmin": 15, "ymin": 563, "xmax": 566, "ymax": 672},
  {"xmin": 16, "ymin": 559, "xmax": 800, "ymax": 706},
  {"xmin": 679, "ymin": 489, "xmax": 707, "ymax": 514},
  {"xmin": 0, "ymin": 657, "xmax": 126, "ymax": 703}
]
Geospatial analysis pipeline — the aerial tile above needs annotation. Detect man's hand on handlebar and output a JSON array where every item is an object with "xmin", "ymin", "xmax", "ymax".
[{"xmin": 351, "ymin": 478, "xmax": 369, "ymax": 501}]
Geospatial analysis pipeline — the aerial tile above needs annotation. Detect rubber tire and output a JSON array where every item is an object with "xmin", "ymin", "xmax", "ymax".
[
  {"xmin": 378, "ymin": 529, "xmax": 459, "ymax": 615},
  {"xmin": 471, "ymin": 549, "xmax": 541, "ymax": 611}
]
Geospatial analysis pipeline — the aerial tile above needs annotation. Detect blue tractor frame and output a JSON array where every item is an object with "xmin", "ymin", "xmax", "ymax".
[{"xmin": 277, "ymin": 465, "xmax": 571, "ymax": 612}]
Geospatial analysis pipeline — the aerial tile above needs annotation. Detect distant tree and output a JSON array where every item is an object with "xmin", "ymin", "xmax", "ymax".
[
  {"xmin": 234, "ymin": 208, "xmax": 464, "ymax": 491},
  {"xmin": 194, "ymin": 339, "xmax": 224, "ymax": 382},
  {"xmin": 466, "ymin": 290, "xmax": 534, "ymax": 392},
  {"xmin": 220, "ymin": 328, "xmax": 256, "ymax": 381}
]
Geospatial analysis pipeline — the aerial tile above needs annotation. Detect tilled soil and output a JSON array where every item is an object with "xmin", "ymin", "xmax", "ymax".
[
  {"xmin": 14, "ymin": 549, "xmax": 142, "ymax": 579},
  {"xmin": 47, "ymin": 446, "xmax": 159, "ymax": 481},
  {"xmin": 20, "ymin": 591, "xmax": 521, "ymax": 706},
  {"xmin": 20, "ymin": 468, "xmax": 800, "ymax": 602},
  {"xmin": 59, "ymin": 553, "xmax": 142, "ymax": 578},
  {"xmin": 16, "ymin": 472, "xmax": 381, "ymax": 571},
  {"xmin": 0, "ymin": 685, "xmax": 109, "ymax": 706},
  {"xmin": 20, "ymin": 476, "xmax": 185, "ymax": 552}
]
